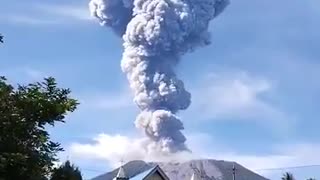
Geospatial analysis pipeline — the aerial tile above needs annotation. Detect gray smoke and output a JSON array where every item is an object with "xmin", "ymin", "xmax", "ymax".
[{"xmin": 89, "ymin": 0, "xmax": 229, "ymax": 153}]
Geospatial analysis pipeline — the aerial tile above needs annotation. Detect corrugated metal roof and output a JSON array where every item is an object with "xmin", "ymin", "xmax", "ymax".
[{"xmin": 130, "ymin": 166, "xmax": 156, "ymax": 180}]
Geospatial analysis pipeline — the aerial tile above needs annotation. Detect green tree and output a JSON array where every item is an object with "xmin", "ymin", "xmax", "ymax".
[
  {"xmin": 50, "ymin": 160, "xmax": 83, "ymax": 180},
  {"xmin": 0, "ymin": 77, "xmax": 78, "ymax": 180},
  {"xmin": 282, "ymin": 172, "xmax": 295, "ymax": 180}
]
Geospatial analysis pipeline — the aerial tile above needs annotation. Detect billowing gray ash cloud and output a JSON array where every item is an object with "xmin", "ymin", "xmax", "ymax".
[{"xmin": 89, "ymin": 0, "xmax": 229, "ymax": 154}]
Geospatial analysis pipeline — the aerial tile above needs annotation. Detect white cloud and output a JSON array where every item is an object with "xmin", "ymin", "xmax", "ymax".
[
  {"xmin": 193, "ymin": 71, "xmax": 271, "ymax": 118},
  {"xmin": 37, "ymin": 4, "xmax": 93, "ymax": 21},
  {"xmin": 0, "ymin": 4, "xmax": 92, "ymax": 25},
  {"xmin": 188, "ymin": 70, "xmax": 294, "ymax": 133},
  {"xmin": 68, "ymin": 133, "xmax": 320, "ymax": 179},
  {"xmin": 70, "ymin": 134, "xmax": 142, "ymax": 167},
  {"xmin": 69, "ymin": 133, "xmax": 194, "ymax": 168},
  {"xmin": 0, "ymin": 15, "xmax": 59, "ymax": 25},
  {"xmin": 69, "ymin": 132, "xmax": 227, "ymax": 168},
  {"xmin": 68, "ymin": 133, "xmax": 227, "ymax": 168},
  {"xmin": 192, "ymin": 71, "xmax": 271, "ymax": 119}
]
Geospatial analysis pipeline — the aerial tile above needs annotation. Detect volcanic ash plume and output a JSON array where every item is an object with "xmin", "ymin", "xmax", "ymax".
[{"xmin": 89, "ymin": 0, "xmax": 229, "ymax": 153}]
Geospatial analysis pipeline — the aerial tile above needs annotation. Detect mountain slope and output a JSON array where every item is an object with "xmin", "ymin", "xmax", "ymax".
[{"xmin": 91, "ymin": 159, "xmax": 269, "ymax": 180}]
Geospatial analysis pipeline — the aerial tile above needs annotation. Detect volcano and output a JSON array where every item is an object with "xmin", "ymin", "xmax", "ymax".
[{"xmin": 92, "ymin": 159, "xmax": 269, "ymax": 180}]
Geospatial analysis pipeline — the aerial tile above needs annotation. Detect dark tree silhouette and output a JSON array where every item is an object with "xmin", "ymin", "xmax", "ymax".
[
  {"xmin": 0, "ymin": 77, "xmax": 78, "ymax": 180},
  {"xmin": 50, "ymin": 160, "xmax": 83, "ymax": 180},
  {"xmin": 281, "ymin": 172, "xmax": 295, "ymax": 180}
]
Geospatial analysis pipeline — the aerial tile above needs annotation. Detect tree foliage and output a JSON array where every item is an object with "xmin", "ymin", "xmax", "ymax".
[
  {"xmin": 0, "ymin": 77, "xmax": 78, "ymax": 180},
  {"xmin": 281, "ymin": 172, "xmax": 295, "ymax": 180},
  {"xmin": 50, "ymin": 160, "xmax": 83, "ymax": 180}
]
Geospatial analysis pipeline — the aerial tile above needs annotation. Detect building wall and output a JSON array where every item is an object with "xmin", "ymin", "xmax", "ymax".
[{"xmin": 145, "ymin": 171, "xmax": 165, "ymax": 180}]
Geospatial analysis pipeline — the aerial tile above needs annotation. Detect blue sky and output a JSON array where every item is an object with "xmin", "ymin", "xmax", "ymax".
[{"xmin": 1, "ymin": 0, "xmax": 320, "ymax": 179}]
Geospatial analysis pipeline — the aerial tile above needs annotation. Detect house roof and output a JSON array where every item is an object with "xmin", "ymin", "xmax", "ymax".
[
  {"xmin": 190, "ymin": 172, "xmax": 201, "ymax": 180},
  {"xmin": 116, "ymin": 166, "xmax": 127, "ymax": 178},
  {"xmin": 130, "ymin": 165, "xmax": 169, "ymax": 180},
  {"xmin": 130, "ymin": 167, "xmax": 155, "ymax": 180}
]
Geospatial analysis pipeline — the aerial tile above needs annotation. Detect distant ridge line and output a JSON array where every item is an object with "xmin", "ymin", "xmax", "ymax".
[{"xmin": 254, "ymin": 164, "xmax": 320, "ymax": 171}]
